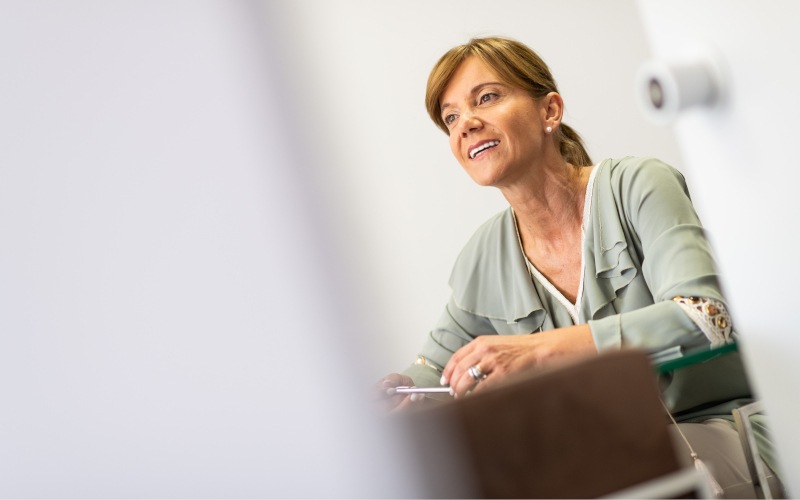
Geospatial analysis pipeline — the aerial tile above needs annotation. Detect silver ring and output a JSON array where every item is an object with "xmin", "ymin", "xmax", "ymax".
[{"xmin": 468, "ymin": 364, "xmax": 487, "ymax": 382}]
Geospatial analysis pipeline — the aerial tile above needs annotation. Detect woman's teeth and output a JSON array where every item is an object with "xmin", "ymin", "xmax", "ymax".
[{"xmin": 470, "ymin": 141, "xmax": 500, "ymax": 159}]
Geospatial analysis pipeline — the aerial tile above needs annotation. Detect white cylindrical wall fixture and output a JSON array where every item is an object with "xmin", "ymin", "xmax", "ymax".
[{"xmin": 635, "ymin": 55, "xmax": 725, "ymax": 124}]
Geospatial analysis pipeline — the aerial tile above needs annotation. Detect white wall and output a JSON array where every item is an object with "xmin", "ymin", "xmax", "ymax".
[{"xmin": 268, "ymin": 0, "xmax": 686, "ymax": 381}]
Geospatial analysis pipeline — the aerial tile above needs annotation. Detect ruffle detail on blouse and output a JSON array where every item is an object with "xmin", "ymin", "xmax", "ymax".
[
  {"xmin": 583, "ymin": 159, "xmax": 639, "ymax": 320},
  {"xmin": 448, "ymin": 208, "xmax": 546, "ymax": 327}
]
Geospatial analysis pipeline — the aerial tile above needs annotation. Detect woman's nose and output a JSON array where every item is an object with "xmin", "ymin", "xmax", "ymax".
[{"xmin": 459, "ymin": 111, "xmax": 483, "ymax": 137}]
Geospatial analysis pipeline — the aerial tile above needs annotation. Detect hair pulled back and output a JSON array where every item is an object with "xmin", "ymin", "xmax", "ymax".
[{"xmin": 425, "ymin": 37, "xmax": 592, "ymax": 167}]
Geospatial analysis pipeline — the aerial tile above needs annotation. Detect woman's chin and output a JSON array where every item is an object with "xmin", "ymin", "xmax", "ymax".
[
  {"xmin": 475, "ymin": 179, "xmax": 499, "ymax": 188},
  {"xmin": 466, "ymin": 169, "xmax": 504, "ymax": 188},
  {"xmin": 463, "ymin": 155, "xmax": 516, "ymax": 187}
]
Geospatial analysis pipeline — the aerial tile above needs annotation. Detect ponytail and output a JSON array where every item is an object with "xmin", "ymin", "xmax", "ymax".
[{"xmin": 557, "ymin": 123, "xmax": 592, "ymax": 167}]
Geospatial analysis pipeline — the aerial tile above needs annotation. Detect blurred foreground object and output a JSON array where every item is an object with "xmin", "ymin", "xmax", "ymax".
[
  {"xmin": 637, "ymin": 1, "xmax": 800, "ymax": 495},
  {"xmin": 407, "ymin": 351, "xmax": 699, "ymax": 498},
  {"xmin": 0, "ymin": 1, "xmax": 437, "ymax": 496}
]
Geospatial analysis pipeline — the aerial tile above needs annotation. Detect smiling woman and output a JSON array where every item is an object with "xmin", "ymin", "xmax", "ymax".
[
  {"xmin": 428, "ymin": 37, "xmax": 592, "ymax": 170},
  {"xmin": 439, "ymin": 58, "xmax": 562, "ymax": 189},
  {"xmin": 370, "ymin": 37, "xmax": 782, "ymax": 496}
]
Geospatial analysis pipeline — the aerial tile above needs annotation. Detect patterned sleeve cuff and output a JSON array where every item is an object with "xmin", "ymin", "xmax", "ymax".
[{"xmin": 672, "ymin": 296, "xmax": 733, "ymax": 347}]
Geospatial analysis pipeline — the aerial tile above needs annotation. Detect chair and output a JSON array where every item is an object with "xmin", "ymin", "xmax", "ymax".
[{"xmin": 732, "ymin": 401, "xmax": 775, "ymax": 499}]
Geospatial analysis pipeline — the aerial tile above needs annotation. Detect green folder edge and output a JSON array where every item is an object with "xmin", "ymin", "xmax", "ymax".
[{"xmin": 653, "ymin": 342, "xmax": 739, "ymax": 374}]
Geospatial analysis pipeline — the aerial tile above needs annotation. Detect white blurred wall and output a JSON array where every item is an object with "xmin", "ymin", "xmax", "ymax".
[{"xmin": 268, "ymin": 0, "xmax": 687, "ymax": 381}]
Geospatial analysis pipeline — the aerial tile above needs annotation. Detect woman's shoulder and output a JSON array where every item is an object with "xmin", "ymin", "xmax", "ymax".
[
  {"xmin": 601, "ymin": 156, "xmax": 690, "ymax": 197},
  {"xmin": 460, "ymin": 207, "xmax": 514, "ymax": 249},
  {"xmin": 449, "ymin": 207, "xmax": 515, "ymax": 291}
]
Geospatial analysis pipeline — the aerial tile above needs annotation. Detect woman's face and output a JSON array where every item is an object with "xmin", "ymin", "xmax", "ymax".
[{"xmin": 440, "ymin": 56, "xmax": 554, "ymax": 188}]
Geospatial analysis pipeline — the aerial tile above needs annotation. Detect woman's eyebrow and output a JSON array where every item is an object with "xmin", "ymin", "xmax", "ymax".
[
  {"xmin": 441, "ymin": 82, "xmax": 505, "ymax": 113},
  {"xmin": 470, "ymin": 81, "xmax": 503, "ymax": 94}
]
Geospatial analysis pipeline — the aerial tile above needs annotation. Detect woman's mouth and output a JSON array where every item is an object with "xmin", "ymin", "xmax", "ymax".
[{"xmin": 469, "ymin": 140, "xmax": 500, "ymax": 159}]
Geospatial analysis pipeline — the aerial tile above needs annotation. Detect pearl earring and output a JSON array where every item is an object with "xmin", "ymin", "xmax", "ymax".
[{"xmin": 546, "ymin": 126, "xmax": 553, "ymax": 133}]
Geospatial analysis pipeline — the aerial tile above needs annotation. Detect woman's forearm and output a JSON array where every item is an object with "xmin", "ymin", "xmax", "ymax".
[{"xmin": 588, "ymin": 300, "xmax": 715, "ymax": 352}]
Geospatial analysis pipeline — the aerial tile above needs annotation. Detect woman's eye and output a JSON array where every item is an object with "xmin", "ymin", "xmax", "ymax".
[
  {"xmin": 480, "ymin": 93, "xmax": 497, "ymax": 104},
  {"xmin": 445, "ymin": 114, "xmax": 457, "ymax": 125}
]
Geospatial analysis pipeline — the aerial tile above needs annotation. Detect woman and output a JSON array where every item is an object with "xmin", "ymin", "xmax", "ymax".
[{"xmin": 374, "ymin": 37, "xmax": 780, "ymax": 496}]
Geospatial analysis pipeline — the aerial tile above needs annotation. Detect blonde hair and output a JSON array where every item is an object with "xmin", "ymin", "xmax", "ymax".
[{"xmin": 425, "ymin": 37, "xmax": 592, "ymax": 167}]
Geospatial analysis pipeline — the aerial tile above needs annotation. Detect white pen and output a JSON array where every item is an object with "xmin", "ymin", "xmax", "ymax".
[{"xmin": 392, "ymin": 386, "xmax": 451, "ymax": 394}]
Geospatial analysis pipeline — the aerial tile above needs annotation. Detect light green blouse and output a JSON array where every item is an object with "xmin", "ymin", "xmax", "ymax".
[{"xmin": 403, "ymin": 157, "xmax": 752, "ymax": 417}]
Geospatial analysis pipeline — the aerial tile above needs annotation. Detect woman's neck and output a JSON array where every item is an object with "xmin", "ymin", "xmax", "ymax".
[{"xmin": 502, "ymin": 154, "xmax": 592, "ymax": 255}]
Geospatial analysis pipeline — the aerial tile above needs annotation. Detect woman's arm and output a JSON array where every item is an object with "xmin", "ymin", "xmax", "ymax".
[
  {"xmin": 369, "ymin": 296, "xmax": 498, "ymax": 412},
  {"xmin": 400, "ymin": 295, "xmax": 498, "ymax": 390},
  {"xmin": 442, "ymin": 323, "xmax": 596, "ymax": 396},
  {"xmin": 588, "ymin": 158, "xmax": 732, "ymax": 351},
  {"xmin": 405, "ymin": 296, "xmax": 595, "ymax": 398}
]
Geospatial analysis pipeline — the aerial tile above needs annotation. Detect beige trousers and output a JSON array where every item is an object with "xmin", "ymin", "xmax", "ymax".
[{"xmin": 670, "ymin": 419, "xmax": 783, "ymax": 499}]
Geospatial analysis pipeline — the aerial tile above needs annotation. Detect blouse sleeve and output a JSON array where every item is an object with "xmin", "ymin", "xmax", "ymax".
[
  {"xmin": 587, "ymin": 158, "xmax": 732, "ymax": 351},
  {"xmin": 401, "ymin": 295, "xmax": 497, "ymax": 388}
]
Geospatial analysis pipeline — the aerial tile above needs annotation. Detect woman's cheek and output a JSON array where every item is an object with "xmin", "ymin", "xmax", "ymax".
[{"xmin": 449, "ymin": 138, "xmax": 462, "ymax": 163}]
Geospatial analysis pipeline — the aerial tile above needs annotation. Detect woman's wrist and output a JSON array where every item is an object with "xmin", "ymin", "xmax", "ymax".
[{"xmin": 538, "ymin": 324, "xmax": 597, "ymax": 359}]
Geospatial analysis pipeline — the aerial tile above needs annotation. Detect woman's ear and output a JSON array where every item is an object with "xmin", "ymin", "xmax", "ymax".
[{"xmin": 543, "ymin": 92, "xmax": 564, "ymax": 131}]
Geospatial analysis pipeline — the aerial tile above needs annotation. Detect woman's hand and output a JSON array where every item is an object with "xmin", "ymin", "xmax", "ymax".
[
  {"xmin": 370, "ymin": 373, "xmax": 431, "ymax": 414},
  {"xmin": 440, "ymin": 324, "xmax": 597, "ymax": 397}
]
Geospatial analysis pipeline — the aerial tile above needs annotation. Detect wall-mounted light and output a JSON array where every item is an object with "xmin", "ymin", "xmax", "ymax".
[{"xmin": 635, "ymin": 49, "xmax": 727, "ymax": 125}]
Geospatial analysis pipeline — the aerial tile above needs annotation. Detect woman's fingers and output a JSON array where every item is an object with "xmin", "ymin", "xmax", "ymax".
[
  {"xmin": 469, "ymin": 368, "xmax": 502, "ymax": 394},
  {"xmin": 450, "ymin": 350, "xmax": 497, "ymax": 397},
  {"xmin": 369, "ymin": 374, "xmax": 403, "ymax": 399},
  {"xmin": 370, "ymin": 373, "xmax": 434, "ymax": 413},
  {"xmin": 443, "ymin": 337, "xmax": 497, "ymax": 392},
  {"xmin": 442, "ymin": 336, "xmax": 492, "ymax": 385},
  {"xmin": 370, "ymin": 373, "xmax": 418, "ymax": 413},
  {"xmin": 382, "ymin": 373, "xmax": 412, "ymax": 386},
  {"xmin": 441, "ymin": 343, "xmax": 473, "ymax": 386},
  {"xmin": 388, "ymin": 396, "xmax": 413, "ymax": 413}
]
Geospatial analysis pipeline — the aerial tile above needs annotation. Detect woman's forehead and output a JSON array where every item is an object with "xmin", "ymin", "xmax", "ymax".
[{"xmin": 440, "ymin": 56, "xmax": 504, "ymax": 109}]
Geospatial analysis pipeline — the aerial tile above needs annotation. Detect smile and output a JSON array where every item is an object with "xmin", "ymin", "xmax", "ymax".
[{"xmin": 469, "ymin": 140, "xmax": 500, "ymax": 159}]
